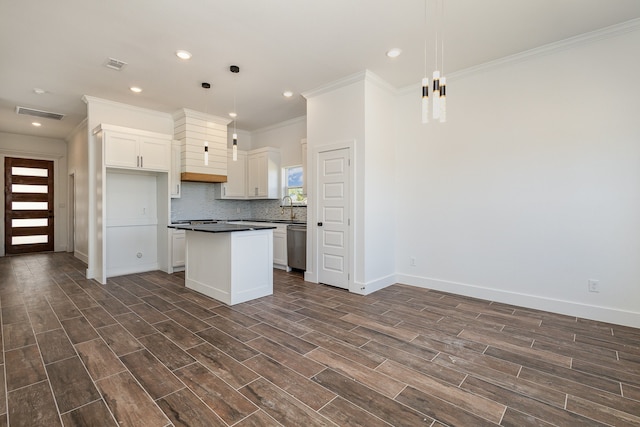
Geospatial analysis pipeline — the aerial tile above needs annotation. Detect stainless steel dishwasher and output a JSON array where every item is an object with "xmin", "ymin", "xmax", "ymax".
[{"xmin": 287, "ymin": 224, "xmax": 307, "ymax": 271}]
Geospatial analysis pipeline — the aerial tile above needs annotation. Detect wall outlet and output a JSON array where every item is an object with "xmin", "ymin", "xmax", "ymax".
[
  {"xmin": 410, "ymin": 257, "xmax": 416, "ymax": 267},
  {"xmin": 236, "ymin": 207, "xmax": 241, "ymax": 214},
  {"xmin": 588, "ymin": 279, "xmax": 599, "ymax": 293}
]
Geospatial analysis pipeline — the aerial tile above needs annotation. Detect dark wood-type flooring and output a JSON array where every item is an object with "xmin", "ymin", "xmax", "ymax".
[{"xmin": 1, "ymin": 252, "xmax": 640, "ymax": 426}]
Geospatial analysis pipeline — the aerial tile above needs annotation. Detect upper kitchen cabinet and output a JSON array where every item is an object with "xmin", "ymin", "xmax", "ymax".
[
  {"xmin": 220, "ymin": 149, "xmax": 247, "ymax": 199},
  {"xmin": 173, "ymin": 109, "xmax": 232, "ymax": 183},
  {"xmin": 101, "ymin": 125, "xmax": 171, "ymax": 172},
  {"xmin": 248, "ymin": 147, "xmax": 281, "ymax": 199}
]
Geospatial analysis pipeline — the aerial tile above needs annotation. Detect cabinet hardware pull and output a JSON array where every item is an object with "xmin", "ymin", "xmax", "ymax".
[
  {"xmin": 141, "ymin": 156, "xmax": 143, "ymax": 168},
  {"xmin": 137, "ymin": 155, "xmax": 139, "ymax": 167}
]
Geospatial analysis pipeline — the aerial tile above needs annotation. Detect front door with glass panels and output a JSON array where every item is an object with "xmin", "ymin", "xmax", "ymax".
[{"xmin": 4, "ymin": 157, "xmax": 54, "ymax": 254}]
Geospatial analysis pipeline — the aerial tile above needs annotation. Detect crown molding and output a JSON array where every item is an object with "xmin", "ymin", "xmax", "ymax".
[
  {"xmin": 172, "ymin": 108, "xmax": 232, "ymax": 125},
  {"xmin": 252, "ymin": 115, "xmax": 306, "ymax": 135},
  {"xmin": 65, "ymin": 117, "xmax": 88, "ymax": 141},
  {"xmin": 81, "ymin": 95, "xmax": 173, "ymax": 120},
  {"xmin": 302, "ymin": 70, "xmax": 368, "ymax": 99},
  {"xmin": 398, "ymin": 17, "xmax": 640, "ymax": 95},
  {"xmin": 302, "ymin": 69, "xmax": 397, "ymax": 100},
  {"xmin": 364, "ymin": 70, "xmax": 398, "ymax": 94}
]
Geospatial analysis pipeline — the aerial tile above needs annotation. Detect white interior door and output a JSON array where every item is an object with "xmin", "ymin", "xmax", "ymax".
[{"xmin": 317, "ymin": 148, "xmax": 350, "ymax": 289}]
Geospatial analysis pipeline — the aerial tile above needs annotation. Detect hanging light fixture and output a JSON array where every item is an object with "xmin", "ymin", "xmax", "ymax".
[
  {"xmin": 421, "ymin": 0, "xmax": 429, "ymax": 123},
  {"xmin": 230, "ymin": 65, "xmax": 240, "ymax": 161},
  {"xmin": 438, "ymin": 0, "xmax": 447, "ymax": 123},
  {"xmin": 422, "ymin": 0, "xmax": 447, "ymax": 124},
  {"xmin": 201, "ymin": 82, "xmax": 211, "ymax": 165}
]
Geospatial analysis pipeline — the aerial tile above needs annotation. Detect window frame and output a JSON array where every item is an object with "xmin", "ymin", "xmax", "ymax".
[{"xmin": 282, "ymin": 164, "xmax": 306, "ymax": 206}]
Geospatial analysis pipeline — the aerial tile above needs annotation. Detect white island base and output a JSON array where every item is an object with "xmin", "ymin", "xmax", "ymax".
[{"xmin": 184, "ymin": 228, "xmax": 273, "ymax": 305}]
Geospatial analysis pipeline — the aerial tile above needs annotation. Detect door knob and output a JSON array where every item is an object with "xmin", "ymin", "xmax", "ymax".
[{"xmin": 317, "ymin": 222, "xmax": 323, "ymax": 227}]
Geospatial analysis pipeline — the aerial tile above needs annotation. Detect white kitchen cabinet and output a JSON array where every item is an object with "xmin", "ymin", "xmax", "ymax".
[
  {"xmin": 170, "ymin": 141, "xmax": 181, "ymax": 198},
  {"xmin": 103, "ymin": 128, "xmax": 170, "ymax": 172},
  {"xmin": 171, "ymin": 228, "xmax": 185, "ymax": 269},
  {"xmin": 220, "ymin": 149, "xmax": 247, "ymax": 199},
  {"xmin": 247, "ymin": 147, "xmax": 280, "ymax": 199},
  {"xmin": 272, "ymin": 226, "xmax": 288, "ymax": 270},
  {"xmin": 91, "ymin": 123, "xmax": 172, "ymax": 284}
]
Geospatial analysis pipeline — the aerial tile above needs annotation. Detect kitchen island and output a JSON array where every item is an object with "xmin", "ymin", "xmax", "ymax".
[{"xmin": 169, "ymin": 223, "xmax": 276, "ymax": 305}]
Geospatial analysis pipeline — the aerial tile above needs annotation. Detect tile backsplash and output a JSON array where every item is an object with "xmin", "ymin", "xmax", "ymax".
[{"xmin": 171, "ymin": 182, "xmax": 306, "ymax": 222}]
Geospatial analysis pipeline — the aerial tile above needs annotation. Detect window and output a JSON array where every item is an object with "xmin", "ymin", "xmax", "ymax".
[{"xmin": 283, "ymin": 165, "xmax": 306, "ymax": 205}]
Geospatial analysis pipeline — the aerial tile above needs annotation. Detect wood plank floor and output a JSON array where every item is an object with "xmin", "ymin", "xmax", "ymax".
[{"xmin": 1, "ymin": 252, "xmax": 639, "ymax": 426}]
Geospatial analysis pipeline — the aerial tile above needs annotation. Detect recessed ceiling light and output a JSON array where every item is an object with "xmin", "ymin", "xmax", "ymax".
[
  {"xmin": 283, "ymin": 91, "xmax": 293, "ymax": 98},
  {"xmin": 130, "ymin": 86, "xmax": 143, "ymax": 93},
  {"xmin": 176, "ymin": 50, "xmax": 192, "ymax": 60},
  {"xmin": 386, "ymin": 48, "xmax": 402, "ymax": 58},
  {"xmin": 32, "ymin": 122, "xmax": 41, "ymax": 127},
  {"xmin": 33, "ymin": 88, "xmax": 46, "ymax": 95},
  {"xmin": 229, "ymin": 112, "xmax": 237, "ymax": 118}
]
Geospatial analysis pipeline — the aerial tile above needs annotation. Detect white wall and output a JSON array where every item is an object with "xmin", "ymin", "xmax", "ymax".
[
  {"xmin": 395, "ymin": 25, "xmax": 640, "ymax": 327},
  {"xmin": 0, "ymin": 131, "xmax": 68, "ymax": 255},
  {"xmin": 305, "ymin": 71, "xmax": 397, "ymax": 294},
  {"xmin": 305, "ymin": 75, "xmax": 365, "ymax": 288},
  {"xmin": 362, "ymin": 75, "xmax": 396, "ymax": 291},
  {"xmin": 66, "ymin": 120, "xmax": 89, "ymax": 262},
  {"xmin": 251, "ymin": 116, "xmax": 306, "ymax": 167}
]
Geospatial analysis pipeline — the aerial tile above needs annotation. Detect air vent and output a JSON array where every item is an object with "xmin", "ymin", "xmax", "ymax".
[
  {"xmin": 104, "ymin": 57, "xmax": 127, "ymax": 71},
  {"xmin": 15, "ymin": 106, "xmax": 64, "ymax": 121}
]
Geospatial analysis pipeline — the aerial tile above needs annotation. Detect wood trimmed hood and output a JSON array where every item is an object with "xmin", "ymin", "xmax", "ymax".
[{"xmin": 173, "ymin": 108, "xmax": 232, "ymax": 183}]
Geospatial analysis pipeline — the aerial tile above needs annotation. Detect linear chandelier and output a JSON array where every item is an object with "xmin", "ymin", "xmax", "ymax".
[{"xmin": 422, "ymin": 0, "xmax": 447, "ymax": 124}]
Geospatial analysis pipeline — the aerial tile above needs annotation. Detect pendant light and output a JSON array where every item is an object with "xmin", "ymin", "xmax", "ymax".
[
  {"xmin": 421, "ymin": 0, "xmax": 429, "ymax": 123},
  {"xmin": 201, "ymin": 82, "xmax": 211, "ymax": 165},
  {"xmin": 438, "ymin": 0, "xmax": 447, "ymax": 123},
  {"xmin": 421, "ymin": 0, "xmax": 447, "ymax": 124},
  {"xmin": 230, "ymin": 65, "xmax": 240, "ymax": 161}
]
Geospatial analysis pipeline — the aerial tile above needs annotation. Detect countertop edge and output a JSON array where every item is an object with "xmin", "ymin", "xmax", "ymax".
[{"xmin": 168, "ymin": 224, "xmax": 276, "ymax": 233}]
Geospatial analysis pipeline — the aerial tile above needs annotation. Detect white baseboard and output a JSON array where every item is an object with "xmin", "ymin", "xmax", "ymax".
[
  {"xmin": 74, "ymin": 250, "xmax": 88, "ymax": 264},
  {"xmin": 107, "ymin": 263, "xmax": 159, "ymax": 279},
  {"xmin": 352, "ymin": 274, "xmax": 396, "ymax": 296},
  {"xmin": 397, "ymin": 273, "xmax": 640, "ymax": 329},
  {"xmin": 304, "ymin": 270, "xmax": 317, "ymax": 283}
]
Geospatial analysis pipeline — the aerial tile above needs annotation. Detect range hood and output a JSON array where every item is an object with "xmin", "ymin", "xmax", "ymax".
[{"xmin": 173, "ymin": 108, "xmax": 232, "ymax": 183}]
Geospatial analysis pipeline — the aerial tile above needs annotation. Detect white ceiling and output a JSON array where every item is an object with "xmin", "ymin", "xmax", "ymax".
[{"xmin": 2, "ymin": 0, "xmax": 640, "ymax": 140}]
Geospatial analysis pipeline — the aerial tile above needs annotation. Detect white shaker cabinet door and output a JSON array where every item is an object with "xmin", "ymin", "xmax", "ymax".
[
  {"xmin": 104, "ymin": 132, "xmax": 139, "ymax": 169},
  {"xmin": 139, "ymin": 137, "xmax": 171, "ymax": 171}
]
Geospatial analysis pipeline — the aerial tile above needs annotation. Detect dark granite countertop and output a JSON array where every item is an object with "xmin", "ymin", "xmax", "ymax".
[
  {"xmin": 231, "ymin": 219, "xmax": 307, "ymax": 225},
  {"xmin": 171, "ymin": 219, "xmax": 306, "ymax": 226},
  {"xmin": 168, "ymin": 223, "xmax": 276, "ymax": 233}
]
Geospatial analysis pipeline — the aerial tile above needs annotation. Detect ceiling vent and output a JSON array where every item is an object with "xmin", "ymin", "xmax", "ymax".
[
  {"xmin": 104, "ymin": 57, "xmax": 127, "ymax": 71},
  {"xmin": 15, "ymin": 106, "xmax": 65, "ymax": 121}
]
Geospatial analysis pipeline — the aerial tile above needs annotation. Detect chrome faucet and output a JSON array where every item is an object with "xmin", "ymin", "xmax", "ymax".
[{"xmin": 281, "ymin": 196, "xmax": 296, "ymax": 221}]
